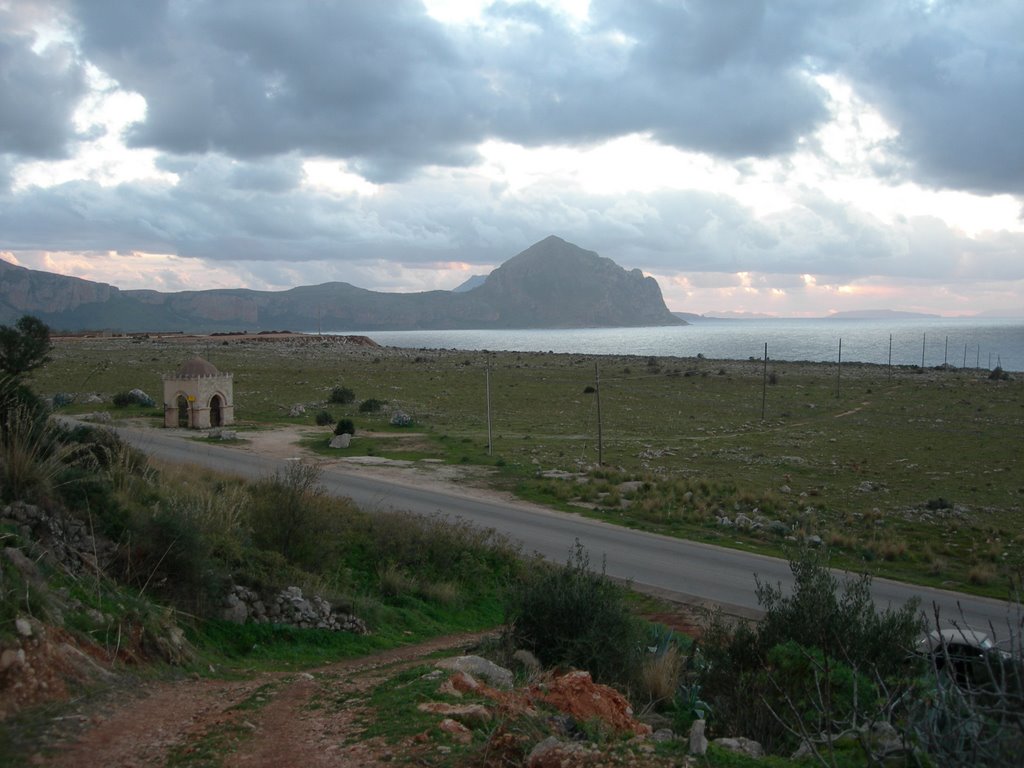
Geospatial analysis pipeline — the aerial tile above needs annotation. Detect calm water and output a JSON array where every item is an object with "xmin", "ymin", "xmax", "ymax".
[{"xmin": 327, "ymin": 318, "xmax": 1024, "ymax": 371}]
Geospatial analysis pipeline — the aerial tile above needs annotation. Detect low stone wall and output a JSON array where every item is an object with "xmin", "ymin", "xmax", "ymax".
[{"xmin": 222, "ymin": 585, "xmax": 368, "ymax": 634}]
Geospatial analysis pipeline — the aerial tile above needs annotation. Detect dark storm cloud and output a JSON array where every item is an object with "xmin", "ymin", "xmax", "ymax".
[
  {"xmin": 0, "ymin": 6, "xmax": 87, "ymax": 159},
  {"xmin": 65, "ymin": 0, "xmax": 832, "ymax": 181},
  {"xmin": 56, "ymin": 0, "xmax": 1022, "ymax": 194},
  {"xmin": 835, "ymin": 0, "xmax": 1024, "ymax": 195}
]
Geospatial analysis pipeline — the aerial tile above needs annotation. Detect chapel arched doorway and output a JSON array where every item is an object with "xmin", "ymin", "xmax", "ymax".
[
  {"xmin": 176, "ymin": 395, "xmax": 190, "ymax": 427},
  {"xmin": 210, "ymin": 394, "xmax": 223, "ymax": 427}
]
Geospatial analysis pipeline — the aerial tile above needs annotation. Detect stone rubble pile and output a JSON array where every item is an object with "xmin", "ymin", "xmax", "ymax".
[
  {"xmin": 1, "ymin": 502, "xmax": 115, "ymax": 576},
  {"xmin": 222, "ymin": 585, "xmax": 368, "ymax": 634}
]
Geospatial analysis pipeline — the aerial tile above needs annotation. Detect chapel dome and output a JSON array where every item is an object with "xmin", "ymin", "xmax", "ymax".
[{"xmin": 176, "ymin": 357, "xmax": 219, "ymax": 377}]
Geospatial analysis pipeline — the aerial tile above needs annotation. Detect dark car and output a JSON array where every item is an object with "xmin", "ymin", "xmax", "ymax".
[{"xmin": 917, "ymin": 628, "xmax": 1016, "ymax": 688}]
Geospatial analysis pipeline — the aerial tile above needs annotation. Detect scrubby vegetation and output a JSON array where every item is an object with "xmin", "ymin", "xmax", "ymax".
[
  {"xmin": 5, "ymin": 323, "xmax": 1022, "ymax": 765},
  {"xmin": 33, "ymin": 334, "xmax": 1023, "ymax": 597},
  {"xmin": 504, "ymin": 541, "xmax": 644, "ymax": 687}
]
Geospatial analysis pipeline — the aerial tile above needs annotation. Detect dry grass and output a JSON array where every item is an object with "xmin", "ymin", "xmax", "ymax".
[{"xmin": 637, "ymin": 644, "xmax": 681, "ymax": 706}]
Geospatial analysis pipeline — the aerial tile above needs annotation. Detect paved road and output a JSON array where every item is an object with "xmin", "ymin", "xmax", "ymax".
[{"xmin": 115, "ymin": 425, "xmax": 1019, "ymax": 635}]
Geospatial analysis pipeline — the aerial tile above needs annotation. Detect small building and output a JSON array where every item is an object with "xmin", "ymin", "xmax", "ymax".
[{"xmin": 162, "ymin": 357, "xmax": 234, "ymax": 429}]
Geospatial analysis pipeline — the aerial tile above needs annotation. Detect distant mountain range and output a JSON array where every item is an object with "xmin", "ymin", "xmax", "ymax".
[{"xmin": 0, "ymin": 236, "xmax": 683, "ymax": 332}]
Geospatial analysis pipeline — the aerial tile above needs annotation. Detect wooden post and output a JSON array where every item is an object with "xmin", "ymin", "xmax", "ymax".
[
  {"xmin": 921, "ymin": 333, "xmax": 926, "ymax": 368},
  {"xmin": 944, "ymin": 335, "xmax": 948, "ymax": 367},
  {"xmin": 485, "ymin": 367, "xmax": 492, "ymax": 456},
  {"xmin": 594, "ymin": 362, "xmax": 603, "ymax": 466},
  {"xmin": 962, "ymin": 343, "xmax": 967, "ymax": 370}
]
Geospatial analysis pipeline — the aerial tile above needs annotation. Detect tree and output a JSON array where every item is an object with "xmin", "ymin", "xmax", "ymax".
[{"xmin": 0, "ymin": 315, "xmax": 52, "ymax": 380}]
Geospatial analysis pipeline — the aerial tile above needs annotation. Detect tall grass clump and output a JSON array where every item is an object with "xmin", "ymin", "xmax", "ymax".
[
  {"xmin": 0, "ymin": 403, "xmax": 89, "ymax": 504},
  {"xmin": 504, "ymin": 540, "xmax": 643, "ymax": 686}
]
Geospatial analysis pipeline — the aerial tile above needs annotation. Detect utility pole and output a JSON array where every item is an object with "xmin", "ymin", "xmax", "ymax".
[
  {"xmin": 594, "ymin": 362, "xmax": 603, "ymax": 466},
  {"xmin": 761, "ymin": 342, "xmax": 768, "ymax": 420}
]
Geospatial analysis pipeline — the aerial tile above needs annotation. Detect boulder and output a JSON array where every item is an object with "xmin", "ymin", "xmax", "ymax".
[
  {"xmin": 288, "ymin": 404, "xmax": 306, "ymax": 417},
  {"xmin": 329, "ymin": 433, "xmax": 351, "ymax": 449},
  {"xmin": 417, "ymin": 702, "xmax": 492, "ymax": 726},
  {"xmin": 435, "ymin": 655, "xmax": 514, "ymax": 689},
  {"xmin": 712, "ymin": 736, "xmax": 763, "ymax": 758},
  {"xmin": 689, "ymin": 719, "xmax": 708, "ymax": 755}
]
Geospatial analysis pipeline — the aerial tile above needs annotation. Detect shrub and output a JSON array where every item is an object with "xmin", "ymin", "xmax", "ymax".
[
  {"xmin": 247, "ymin": 462, "xmax": 352, "ymax": 568},
  {"xmin": 698, "ymin": 549, "xmax": 924, "ymax": 754},
  {"xmin": 314, "ymin": 409, "xmax": 334, "ymax": 426},
  {"xmin": 988, "ymin": 366, "xmax": 1009, "ymax": 381},
  {"xmin": 334, "ymin": 418, "xmax": 355, "ymax": 436},
  {"xmin": 112, "ymin": 390, "xmax": 155, "ymax": 408},
  {"xmin": 126, "ymin": 507, "xmax": 225, "ymax": 616},
  {"xmin": 504, "ymin": 540, "xmax": 643, "ymax": 686},
  {"xmin": 358, "ymin": 398, "xmax": 384, "ymax": 413},
  {"xmin": 328, "ymin": 385, "xmax": 355, "ymax": 404}
]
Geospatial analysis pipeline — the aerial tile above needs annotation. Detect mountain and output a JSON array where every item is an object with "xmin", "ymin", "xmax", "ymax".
[
  {"xmin": 451, "ymin": 274, "xmax": 488, "ymax": 293},
  {"xmin": 825, "ymin": 309, "xmax": 940, "ymax": 320},
  {"xmin": 0, "ymin": 236, "xmax": 683, "ymax": 332}
]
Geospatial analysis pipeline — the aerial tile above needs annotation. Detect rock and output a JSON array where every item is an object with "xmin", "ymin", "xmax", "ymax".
[
  {"xmin": 712, "ymin": 736, "xmax": 763, "ymax": 758},
  {"xmin": 617, "ymin": 480, "xmax": 644, "ymax": 494},
  {"xmin": 0, "ymin": 648, "xmax": 26, "ymax": 672},
  {"xmin": 652, "ymin": 728, "xmax": 675, "ymax": 742},
  {"xmin": 768, "ymin": 520, "xmax": 789, "ymax": 535},
  {"xmin": 2, "ymin": 547, "xmax": 44, "ymax": 587},
  {"xmin": 440, "ymin": 670, "xmax": 481, "ymax": 696},
  {"xmin": 435, "ymin": 656, "xmax": 513, "ymax": 689},
  {"xmin": 389, "ymin": 410, "xmax": 412, "ymax": 427},
  {"xmin": 417, "ymin": 702, "xmax": 492, "ymax": 726},
  {"xmin": 81, "ymin": 411, "xmax": 112, "ymax": 424},
  {"xmin": 535, "ymin": 670, "xmax": 651, "ymax": 736},
  {"xmin": 734, "ymin": 513, "xmax": 753, "ymax": 528},
  {"xmin": 15, "ymin": 617, "xmax": 32, "ymax": 637},
  {"xmin": 689, "ymin": 719, "xmax": 708, "ymax": 755},
  {"xmin": 288, "ymin": 404, "xmax": 306, "ymax": 417},
  {"xmin": 222, "ymin": 594, "xmax": 249, "ymax": 624},
  {"xmin": 128, "ymin": 388, "xmax": 155, "ymax": 407},
  {"xmin": 526, "ymin": 736, "xmax": 593, "ymax": 768},
  {"xmin": 806, "ymin": 534, "xmax": 823, "ymax": 547},
  {"xmin": 511, "ymin": 648, "xmax": 541, "ymax": 676},
  {"xmin": 780, "ymin": 484, "xmax": 793, "ymax": 494},
  {"xmin": 437, "ymin": 718, "xmax": 472, "ymax": 744},
  {"xmin": 329, "ymin": 433, "xmax": 351, "ymax": 449},
  {"xmin": 83, "ymin": 394, "xmax": 103, "ymax": 404}
]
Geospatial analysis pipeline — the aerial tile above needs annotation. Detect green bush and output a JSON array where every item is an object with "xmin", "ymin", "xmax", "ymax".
[
  {"xmin": 697, "ymin": 549, "xmax": 924, "ymax": 754},
  {"xmin": 358, "ymin": 398, "xmax": 385, "ymax": 413},
  {"xmin": 125, "ymin": 506, "xmax": 226, "ymax": 616},
  {"xmin": 314, "ymin": 409, "xmax": 334, "ymax": 426},
  {"xmin": 334, "ymin": 418, "xmax": 355, "ymax": 436},
  {"xmin": 504, "ymin": 540, "xmax": 642, "ymax": 686},
  {"xmin": 111, "ymin": 390, "xmax": 155, "ymax": 408},
  {"xmin": 328, "ymin": 385, "xmax": 355, "ymax": 404},
  {"xmin": 247, "ymin": 462, "xmax": 355, "ymax": 569}
]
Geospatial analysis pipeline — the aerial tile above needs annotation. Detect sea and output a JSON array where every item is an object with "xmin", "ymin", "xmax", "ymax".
[{"xmin": 324, "ymin": 317, "xmax": 1024, "ymax": 372}]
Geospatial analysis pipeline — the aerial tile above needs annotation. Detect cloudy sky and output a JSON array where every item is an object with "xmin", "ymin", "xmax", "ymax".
[{"xmin": 1, "ymin": 0, "xmax": 1022, "ymax": 317}]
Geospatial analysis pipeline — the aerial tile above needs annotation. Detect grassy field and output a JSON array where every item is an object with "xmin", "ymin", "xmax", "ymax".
[{"xmin": 34, "ymin": 333, "xmax": 1024, "ymax": 598}]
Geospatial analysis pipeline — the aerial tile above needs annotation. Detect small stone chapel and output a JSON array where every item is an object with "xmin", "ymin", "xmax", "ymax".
[{"xmin": 162, "ymin": 356, "xmax": 234, "ymax": 429}]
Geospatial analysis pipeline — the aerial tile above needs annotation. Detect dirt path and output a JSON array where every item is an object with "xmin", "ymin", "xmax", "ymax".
[{"xmin": 40, "ymin": 633, "xmax": 487, "ymax": 768}]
